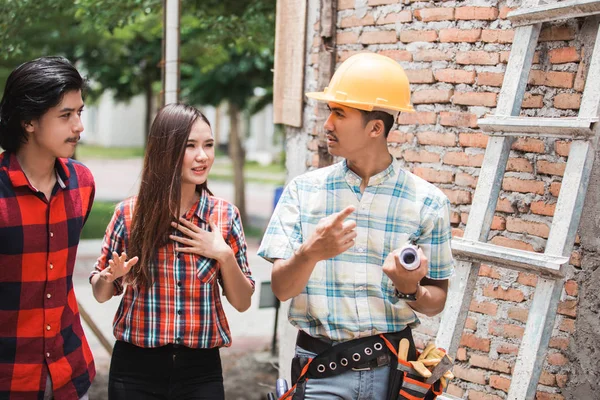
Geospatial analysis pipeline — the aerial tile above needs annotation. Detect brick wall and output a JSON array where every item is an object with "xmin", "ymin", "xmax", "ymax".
[{"xmin": 295, "ymin": 1, "xmax": 590, "ymax": 398}]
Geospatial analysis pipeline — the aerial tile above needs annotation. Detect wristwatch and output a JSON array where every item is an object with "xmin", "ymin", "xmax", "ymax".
[{"xmin": 395, "ymin": 283, "xmax": 420, "ymax": 302}]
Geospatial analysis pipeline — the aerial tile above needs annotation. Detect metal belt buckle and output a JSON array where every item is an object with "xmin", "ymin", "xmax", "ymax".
[{"xmin": 351, "ymin": 365, "xmax": 372, "ymax": 371}]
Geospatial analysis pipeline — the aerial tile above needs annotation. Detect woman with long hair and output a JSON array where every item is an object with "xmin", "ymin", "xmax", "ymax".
[{"xmin": 89, "ymin": 103, "xmax": 254, "ymax": 399}]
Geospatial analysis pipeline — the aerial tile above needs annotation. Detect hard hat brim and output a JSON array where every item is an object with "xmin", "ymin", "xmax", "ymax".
[{"xmin": 306, "ymin": 91, "xmax": 415, "ymax": 113}]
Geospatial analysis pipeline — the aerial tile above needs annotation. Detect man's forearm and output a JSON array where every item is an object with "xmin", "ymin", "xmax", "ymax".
[
  {"xmin": 272, "ymin": 245, "xmax": 319, "ymax": 301},
  {"xmin": 405, "ymin": 282, "xmax": 448, "ymax": 317}
]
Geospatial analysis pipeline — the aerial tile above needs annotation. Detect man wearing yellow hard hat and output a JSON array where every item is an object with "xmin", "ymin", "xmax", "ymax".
[{"xmin": 259, "ymin": 53, "xmax": 454, "ymax": 399}]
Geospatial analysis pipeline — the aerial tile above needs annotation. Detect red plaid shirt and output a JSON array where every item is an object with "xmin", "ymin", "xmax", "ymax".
[
  {"xmin": 91, "ymin": 195, "xmax": 254, "ymax": 349},
  {"xmin": 0, "ymin": 151, "xmax": 96, "ymax": 400}
]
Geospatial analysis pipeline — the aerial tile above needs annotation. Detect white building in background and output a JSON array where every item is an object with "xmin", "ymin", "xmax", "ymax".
[{"xmin": 82, "ymin": 91, "xmax": 281, "ymax": 165}]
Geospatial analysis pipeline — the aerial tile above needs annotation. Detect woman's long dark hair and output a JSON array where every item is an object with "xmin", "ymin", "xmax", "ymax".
[{"xmin": 128, "ymin": 103, "xmax": 211, "ymax": 287}]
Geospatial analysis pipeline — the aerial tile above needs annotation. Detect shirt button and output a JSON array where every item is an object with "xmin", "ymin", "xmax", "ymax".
[
  {"xmin": 46, "ymin": 325, "xmax": 51, "ymax": 331},
  {"xmin": 358, "ymin": 286, "xmax": 365, "ymax": 291},
  {"xmin": 46, "ymin": 353, "xmax": 50, "ymax": 358},
  {"xmin": 49, "ymin": 264, "xmax": 54, "ymax": 270},
  {"xmin": 357, "ymin": 248, "xmax": 365, "ymax": 253},
  {"xmin": 46, "ymin": 293, "xmax": 51, "ymax": 299},
  {"xmin": 177, "ymin": 309, "xmax": 182, "ymax": 315},
  {"xmin": 175, "ymin": 338, "xmax": 181, "ymax": 343},
  {"xmin": 177, "ymin": 281, "xmax": 182, "ymax": 287},
  {"xmin": 177, "ymin": 253, "xmax": 183, "ymax": 259},
  {"xmin": 49, "ymin": 232, "xmax": 54, "ymax": 238}
]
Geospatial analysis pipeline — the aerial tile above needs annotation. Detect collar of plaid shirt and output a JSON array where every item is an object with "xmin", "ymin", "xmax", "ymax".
[
  {"xmin": 258, "ymin": 157, "xmax": 454, "ymax": 342},
  {"xmin": 0, "ymin": 151, "xmax": 96, "ymax": 399}
]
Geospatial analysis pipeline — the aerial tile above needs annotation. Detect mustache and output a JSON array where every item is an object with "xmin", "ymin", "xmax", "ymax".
[{"xmin": 325, "ymin": 130, "xmax": 337, "ymax": 140}]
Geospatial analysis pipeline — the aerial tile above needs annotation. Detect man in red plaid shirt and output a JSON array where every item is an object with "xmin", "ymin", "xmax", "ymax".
[{"xmin": 0, "ymin": 57, "xmax": 95, "ymax": 399}]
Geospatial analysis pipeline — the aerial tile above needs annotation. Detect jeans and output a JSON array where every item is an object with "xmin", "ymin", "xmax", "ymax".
[
  {"xmin": 294, "ymin": 346, "xmax": 391, "ymax": 400},
  {"xmin": 108, "ymin": 340, "xmax": 224, "ymax": 400}
]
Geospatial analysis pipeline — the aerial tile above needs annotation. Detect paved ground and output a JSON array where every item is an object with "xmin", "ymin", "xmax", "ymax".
[{"xmin": 75, "ymin": 157, "xmax": 282, "ymax": 399}]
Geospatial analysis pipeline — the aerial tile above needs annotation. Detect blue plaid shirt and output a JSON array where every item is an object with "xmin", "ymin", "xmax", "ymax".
[{"xmin": 258, "ymin": 158, "xmax": 454, "ymax": 341}]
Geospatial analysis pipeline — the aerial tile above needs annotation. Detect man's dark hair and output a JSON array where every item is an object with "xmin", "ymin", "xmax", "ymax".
[
  {"xmin": 359, "ymin": 109, "xmax": 395, "ymax": 138},
  {"xmin": 0, "ymin": 56, "xmax": 86, "ymax": 152}
]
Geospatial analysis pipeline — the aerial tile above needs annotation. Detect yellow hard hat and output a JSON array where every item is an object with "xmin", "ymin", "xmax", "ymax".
[{"xmin": 306, "ymin": 52, "xmax": 415, "ymax": 113}]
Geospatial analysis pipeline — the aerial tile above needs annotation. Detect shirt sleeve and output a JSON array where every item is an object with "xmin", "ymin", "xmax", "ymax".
[
  {"xmin": 418, "ymin": 197, "xmax": 455, "ymax": 280},
  {"xmin": 257, "ymin": 179, "xmax": 303, "ymax": 263},
  {"xmin": 224, "ymin": 206, "xmax": 255, "ymax": 290},
  {"xmin": 89, "ymin": 202, "xmax": 126, "ymax": 295}
]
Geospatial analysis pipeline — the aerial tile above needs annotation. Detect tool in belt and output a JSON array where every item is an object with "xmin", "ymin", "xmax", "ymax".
[{"xmin": 273, "ymin": 330, "xmax": 454, "ymax": 400}]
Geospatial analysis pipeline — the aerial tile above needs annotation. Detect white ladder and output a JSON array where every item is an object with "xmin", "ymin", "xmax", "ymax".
[{"xmin": 435, "ymin": 1, "xmax": 600, "ymax": 399}]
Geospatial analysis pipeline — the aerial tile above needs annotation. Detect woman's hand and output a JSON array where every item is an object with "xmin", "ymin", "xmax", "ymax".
[
  {"xmin": 100, "ymin": 251, "xmax": 138, "ymax": 283},
  {"xmin": 170, "ymin": 217, "xmax": 232, "ymax": 262}
]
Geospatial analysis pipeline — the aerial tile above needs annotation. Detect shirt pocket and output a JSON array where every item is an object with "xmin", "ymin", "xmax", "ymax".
[{"xmin": 192, "ymin": 255, "xmax": 219, "ymax": 284}]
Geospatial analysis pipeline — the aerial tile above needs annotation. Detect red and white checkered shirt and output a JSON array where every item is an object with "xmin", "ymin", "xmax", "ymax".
[
  {"xmin": 91, "ymin": 195, "xmax": 254, "ymax": 349},
  {"xmin": 0, "ymin": 151, "xmax": 96, "ymax": 400}
]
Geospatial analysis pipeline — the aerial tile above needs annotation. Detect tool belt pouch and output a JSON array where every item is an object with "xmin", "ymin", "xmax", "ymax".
[{"xmin": 395, "ymin": 359, "xmax": 443, "ymax": 400}]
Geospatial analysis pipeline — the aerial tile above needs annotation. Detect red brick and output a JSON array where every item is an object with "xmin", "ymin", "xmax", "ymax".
[
  {"xmin": 549, "ymin": 337, "xmax": 569, "ymax": 351},
  {"xmin": 539, "ymin": 370, "xmax": 557, "ymax": 386},
  {"xmin": 508, "ymin": 307, "xmax": 528, "ymax": 323},
  {"xmin": 387, "ymin": 131, "xmax": 413, "ymax": 144},
  {"xmin": 512, "ymin": 138, "xmax": 545, "ymax": 153},
  {"xmin": 311, "ymin": 153, "xmax": 319, "ymax": 168},
  {"xmin": 367, "ymin": 0, "xmax": 398, "ymax": 4},
  {"xmin": 489, "ymin": 321, "xmax": 525, "ymax": 339},
  {"xmin": 547, "ymin": 352, "xmax": 568, "ymax": 366},
  {"xmin": 462, "ymin": 213, "xmax": 505, "ymax": 230},
  {"xmin": 574, "ymin": 55, "xmax": 587, "ymax": 91},
  {"xmin": 360, "ymin": 30, "xmax": 397, "ymax": 44},
  {"xmin": 412, "ymin": 89, "xmax": 453, "ymax": 104},
  {"xmin": 413, "ymin": 167, "xmax": 453, "ymax": 183},
  {"xmin": 522, "ymin": 93, "xmax": 544, "ymax": 108},
  {"xmin": 556, "ymin": 374, "xmax": 568, "ymax": 388},
  {"xmin": 570, "ymin": 250, "xmax": 581, "ymax": 267},
  {"xmin": 440, "ymin": 112, "xmax": 478, "ymax": 128},
  {"xmin": 502, "ymin": 177, "xmax": 545, "ymax": 195},
  {"xmin": 555, "ymin": 141, "xmax": 571, "ymax": 157},
  {"xmin": 447, "ymin": 384, "xmax": 464, "ymax": 398},
  {"xmin": 442, "ymin": 189, "xmax": 472, "ymax": 205},
  {"xmin": 337, "ymin": 31, "xmax": 359, "ymax": 45},
  {"xmin": 414, "ymin": 7, "xmax": 454, "ymax": 22},
  {"xmin": 470, "ymin": 354, "xmax": 511, "ymax": 374},
  {"xmin": 497, "ymin": 342, "xmax": 519, "ymax": 354},
  {"xmin": 434, "ymin": 69, "xmax": 477, "ymax": 84},
  {"xmin": 338, "ymin": 50, "xmax": 369, "ymax": 62},
  {"xmin": 528, "ymin": 70, "xmax": 575, "ymax": 89},
  {"xmin": 413, "ymin": 49, "xmax": 453, "ymax": 62},
  {"xmin": 481, "ymin": 29, "xmax": 515, "ymax": 43},
  {"xmin": 397, "ymin": 112, "xmax": 437, "ymax": 125},
  {"xmin": 536, "ymin": 392, "xmax": 565, "ymax": 400},
  {"xmin": 507, "ymin": 158, "xmax": 533, "ymax": 173},
  {"xmin": 479, "ymin": 264, "xmax": 501, "ymax": 279},
  {"xmin": 490, "ymin": 375, "xmax": 511, "ymax": 392},
  {"xmin": 456, "ymin": 51, "xmax": 499, "ymax": 65},
  {"xmin": 450, "ymin": 211, "xmax": 461, "ymax": 225},
  {"xmin": 565, "ymin": 280, "xmax": 578, "ymax": 296},
  {"xmin": 554, "ymin": 93, "xmax": 581, "ymax": 109},
  {"xmin": 550, "ymin": 182, "xmax": 561, "ymax": 197},
  {"xmin": 439, "ymin": 29, "xmax": 481, "ymax": 43},
  {"xmin": 538, "ymin": 160, "xmax": 566, "ymax": 176},
  {"xmin": 455, "ymin": 6, "xmax": 499, "ymax": 20},
  {"xmin": 405, "ymin": 69, "xmax": 435, "ymax": 84},
  {"xmin": 506, "ymin": 217, "xmax": 550, "ymax": 238},
  {"xmin": 549, "ymin": 47, "xmax": 580, "ymax": 64},
  {"xmin": 453, "ymin": 91, "xmax": 497, "ymax": 106},
  {"xmin": 490, "ymin": 236, "xmax": 535, "ymax": 252},
  {"xmin": 469, "ymin": 390, "xmax": 503, "ymax": 400},
  {"xmin": 470, "ymin": 300, "xmax": 498, "ymax": 316},
  {"xmin": 456, "ymin": 347, "xmax": 468, "ymax": 361},
  {"xmin": 452, "ymin": 228, "xmax": 464, "ymax": 237},
  {"xmin": 559, "ymin": 318, "xmax": 575, "ymax": 333},
  {"xmin": 338, "ymin": 0, "xmax": 354, "ymax": 10},
  {"xmin": 539, "ymin": 25, "xmax": 576, "ymax": 42},
  {"xmin": 466, "ymin": 316, "xmax": 478, "ymax": 331},
  {"xmin": 499, "ymin": 7, "xmax": 516, "ymax": 19},
  {"xmin": 400, "ymin": 30, "xmax": 437, "ymax": 43},
  {"xmin": 484, "ymin": 284, "xmax": 526, "ymax": 302},
  {"xmin": 558, "ymin": 299, "xmax": 577, "ymax": 317},
  {"xmin": 403, "ymin": 150, "xmax": 440, "ymax": 163},
  {"xmin": 517, "ymin": 272, "xmax": 538, "ymax": 287},
  {"xmin": 455, "ymin": 172, "xmax": 477, "ymax": 188},
  {"xmin": 443, "ymin": 151, "xmax": 484, "ymax": 167},
  {"xmin": 496, "ymin": 198, "xmax": 516, "ymax": 213},
  {"xmin": 453, "ymin": 365, "xmax": 487, "ymax": 385},
  {"xmin": 377, "ymin": 49, "xmax": 413, "ymax": 62},
  {"xmin": 477, "ymin": 72, "xmax": 504, "ymax": 87},
  {"xmin": 500, "ymin": 51, "xmax": 541, "ymax": 64},
  {"xmin": 459, "ymin": 132, "xmax": 488, "ymax": 148},
  {"xmin": 417, "ymin": 131, "xmax": 456, "ymax": 146},
  {"xmin": 376, "ymin": 10, "xmax": 412, "ymax": 25},
  {"xmin": 340, "ymin": 14, "xmax": 375, "ymax": 28}
]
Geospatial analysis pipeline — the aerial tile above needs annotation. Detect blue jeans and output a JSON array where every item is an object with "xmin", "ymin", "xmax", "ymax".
[{"xmin": 294, "ymin": 346, "xmax": 391, "ymax": 400}]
